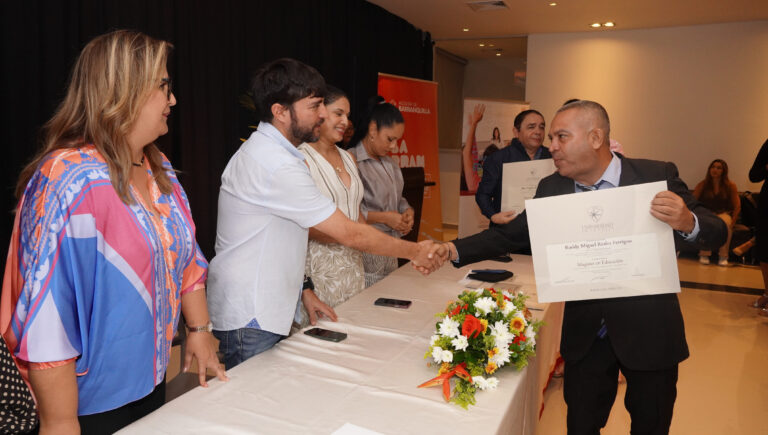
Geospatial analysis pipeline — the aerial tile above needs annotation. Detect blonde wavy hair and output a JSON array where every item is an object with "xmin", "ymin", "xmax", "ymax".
[{"xmin": 16, "ymin": 29, "xmax": 174, "ymax": 203}]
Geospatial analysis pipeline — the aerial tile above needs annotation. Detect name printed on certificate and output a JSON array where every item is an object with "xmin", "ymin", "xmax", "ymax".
[
  {"xmin": 546, "ymin": 233, "xmax": 662, "ymax": 286},
  {"xmin": 500, "ymin": 159, "xmax": 556, "ymax": 214},
  {"xmin": 526, "ymin": 181, "xmax": 680, "ymax": 303}
]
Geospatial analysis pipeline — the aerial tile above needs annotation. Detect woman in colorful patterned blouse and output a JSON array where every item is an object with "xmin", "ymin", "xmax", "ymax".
[{"xmin": 0, "ymin": 30, "xmax": 226, "ymax": 434}]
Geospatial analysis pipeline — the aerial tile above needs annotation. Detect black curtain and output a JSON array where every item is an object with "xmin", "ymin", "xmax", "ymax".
[{"xmin": 0, "ymin": 0, "xmax": 433, "ymax": 261}]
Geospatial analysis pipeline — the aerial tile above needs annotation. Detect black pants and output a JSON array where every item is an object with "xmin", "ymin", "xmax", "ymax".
[
  {"xmin": 78, "ymin": 380, "xmax": 165, "ymax": 434},
  {"xmin": 563, "ymin": 336, "xmax": 678, "ymax": 435}
]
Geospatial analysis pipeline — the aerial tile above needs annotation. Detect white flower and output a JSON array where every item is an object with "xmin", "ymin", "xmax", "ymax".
[
  {"xmin": 525, "ymin": 325, "xmax": 537, "ymax": 347},
  {"xmin": 473, "ymin": 376, "xmax": 499, "ymax": 391},
  {"xmin": 500, "ymin": 301, "xmax": 514, "ymax": 316},
  {"xmin": 430, "ymin": 335, "xmax": 441, "ymax": 346},
  {"xmin": 441, "ymin": 349, "xmax": 454, "ymax": 363},
  {"xmin": 438, "ymin": 316, "xmax": 461, "ymax": 338},
  {"xmin": 451, "ymin": 335, "xmax": 469, "ymax": 351},
  {"xmin": 485, "ymin": 377, "xmax": 499, "ymax": 389},
  {"xmin": 474, "ymin": 297, "xmax": 496, "ymax": 315},
  {"xmin": 490, "ymin": 346, "xmax": 511, "ymax": 367},
  {"xmin": 490, "ymin": 320, "xmax": 513, "ymax": 344},
  {"xmin": 473, "ymin": 376, "xmax": 489, "ymax": 390},
  {"xmin": 431, "ymin": 346, "xmax": 454, "ymax": 364},
  {"xmin": 432, "ymin": 346, "xmax": 445, "ymax": 363}
]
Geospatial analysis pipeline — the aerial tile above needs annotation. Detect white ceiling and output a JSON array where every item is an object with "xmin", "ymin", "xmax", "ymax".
[{"xmin": 368, "ymin": 0, "xmax": 768, "ymax": 59}]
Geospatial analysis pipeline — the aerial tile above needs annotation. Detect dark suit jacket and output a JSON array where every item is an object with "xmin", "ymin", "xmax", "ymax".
[
  {"xmin": 475, "ymin": 139, "xmax": 552, "ymax": 219},
  {"xmin": 453, "ymin": 156, "xmax": 727, "ymax": 370}
]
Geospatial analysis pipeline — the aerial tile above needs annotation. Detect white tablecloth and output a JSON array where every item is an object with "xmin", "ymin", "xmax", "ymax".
[{"xmin": 120, "ymin": 255, "xmax": 563, "ymax": 435}]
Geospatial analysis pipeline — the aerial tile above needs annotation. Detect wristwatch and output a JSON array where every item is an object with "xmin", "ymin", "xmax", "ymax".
[
  {"xmin": 303, "ymin": 275, "xmax": 315, "ymax": 292},
  {"xmin": 188, "ymin": 321, "xmax": 213, "ymax": 333}
]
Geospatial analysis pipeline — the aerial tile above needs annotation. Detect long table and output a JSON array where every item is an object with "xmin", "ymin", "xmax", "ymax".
[{"xmin": 120, "ymin": 255, "xmax": 563, "ymax": 434}]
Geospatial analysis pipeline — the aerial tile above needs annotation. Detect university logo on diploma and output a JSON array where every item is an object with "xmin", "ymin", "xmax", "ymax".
[
  {"xmin": 500, "ymin": 159, "xmax": 556, "ymax": 214},
  {"xmin": 525, "ymin": 181, "xmax": 681, "ymax": 302}
]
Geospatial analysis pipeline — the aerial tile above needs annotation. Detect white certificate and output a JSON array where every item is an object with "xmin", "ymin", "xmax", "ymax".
[
  {"xmin": 525, "ymin": 181, "xmax": 680, "ymax": 302},
  {"xmin": 500, "ymin": 159, "xmax": 556, "ymax": 214}
]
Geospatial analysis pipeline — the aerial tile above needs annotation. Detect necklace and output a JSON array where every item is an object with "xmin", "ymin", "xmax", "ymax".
[{"xmin": 132, "ymin": 156, "xmax": 145, "ymax": 167}]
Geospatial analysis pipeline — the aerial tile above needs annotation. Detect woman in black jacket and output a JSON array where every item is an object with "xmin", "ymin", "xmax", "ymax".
[{"xmin": 748, "ymin": 138, "xmax": 768, "ymax": 316}]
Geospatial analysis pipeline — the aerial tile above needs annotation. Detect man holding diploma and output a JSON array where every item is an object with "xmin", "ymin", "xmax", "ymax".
[{"xmin": 431, "ymin": 101, "xmax": 726, "ymax": 435}]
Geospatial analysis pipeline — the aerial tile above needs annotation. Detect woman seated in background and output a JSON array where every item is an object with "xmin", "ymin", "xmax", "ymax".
[
  {"xmin": 298, "ymin": 86, "xmax": 366, "ymax": 324},
  {"xmin": 0, "ymin": 30, "xmax": 226, "ymax": 434},
  {"xmin": 349, "ymin": 97, "xmax": 414, "ymax": 287},
  {"xmin": 694, "ymin": 159, "xmax": 740, "ymax": 266}
]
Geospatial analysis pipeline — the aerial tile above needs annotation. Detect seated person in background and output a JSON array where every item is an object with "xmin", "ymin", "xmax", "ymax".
[
  {"xmin": 429, "ymin": 100, "xmax": 726, "ymax": 435},
  {"xmin": 298, "ymin": 86, "xmax": 365, "ymax": 324},
  {"xmin": 349, "ymin": 96, "xmax": 414, "ymax": 287},
  {"xmin": 476, "ymin": 108, "xmax": 551, "ymax": 225},
  {"xmin": 693, "ymin": 159, "xmax": 740, "ymax": 266}
]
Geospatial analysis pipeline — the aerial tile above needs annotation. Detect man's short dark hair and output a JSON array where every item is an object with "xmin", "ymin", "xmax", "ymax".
[
  {"xmin": 558, "ymin": 100, "xmax": 611, "ymax": 137},
  {"xmin": 250, "ymin": 58, "xmax": 326, "ymax": 122},
  {"xmin": 514, "ymin": 109, "xmax": 544, "ymax": 130}
]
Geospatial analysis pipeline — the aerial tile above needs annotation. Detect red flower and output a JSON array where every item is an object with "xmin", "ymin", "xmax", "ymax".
[
  {"xmin": 450, "ymin": 304, "xmax": 462, "ymax": 316},
  {"xmin": 489, "ymin": 288, "xmax": 510, "ymax": 301},
  {"xmin": 462, "ymin": 314, "xmax": 483, "ymax": 338},
  {"xmin": 513, "ymin": 334, "xmax": 527, "ymax": 345}
]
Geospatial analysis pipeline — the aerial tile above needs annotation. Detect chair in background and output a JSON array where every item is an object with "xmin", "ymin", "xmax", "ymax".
[{"xmin": 398, "ymin": 167, "xmax": 436, "ymax": 266}]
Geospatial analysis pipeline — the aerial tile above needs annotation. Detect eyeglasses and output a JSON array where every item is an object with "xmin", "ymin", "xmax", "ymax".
[{"xmin": 160, "ymin": 77, "xmax": 172, "ymax": 101}]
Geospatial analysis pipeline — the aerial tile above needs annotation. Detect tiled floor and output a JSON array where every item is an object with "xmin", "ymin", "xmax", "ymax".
[{"xmin": 536, "ymin": 258, "xmax": 768, "ymax": 435}]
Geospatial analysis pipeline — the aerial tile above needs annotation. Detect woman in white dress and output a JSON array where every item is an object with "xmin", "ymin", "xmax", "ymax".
[{"xmin": 298, "ymin": 86, "xmax": 366, "ymax": 324}]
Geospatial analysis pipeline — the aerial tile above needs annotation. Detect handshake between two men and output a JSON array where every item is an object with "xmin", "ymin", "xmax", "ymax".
[
  {"xmin": 410, "ymin": 240, "xmax": 456, "ymax": 275},
  {"xmin": 406, "ymin": 186, "xmax": 700, "ymax": 277}
]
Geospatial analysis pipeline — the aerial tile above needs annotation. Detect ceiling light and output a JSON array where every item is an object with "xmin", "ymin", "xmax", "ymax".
[
  {"xmin": 496, "ymin": 53, "xmax": 501, "ymax": 57},
  {"xmin": 479, "ymin": 43, "xmax": 485, "ymax": 47},
  {"xmin": 549, "ymin": 2, "xmax": 557, "ymax": 5},
  {"xmin": 488, "ymin": 43, "xmax": 495, "ymax": 47},
  {"xmin": 604, "ymin": 22, "xmax": 615, "ymax": 27},
  {"xmin": 463, "ymin": 28, "xmax": 470, "ymax": 32},
  {"xmin": 590, "ymin": 23, "xmax": 601, "ymax": 28}
]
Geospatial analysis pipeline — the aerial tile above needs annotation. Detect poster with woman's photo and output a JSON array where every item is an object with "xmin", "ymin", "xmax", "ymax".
[{"xmin": 458, "ymin": 98, "xmax": 529, "ymax": 237}]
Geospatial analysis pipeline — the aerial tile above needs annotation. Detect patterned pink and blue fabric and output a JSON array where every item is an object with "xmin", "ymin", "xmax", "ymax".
[{"xmin": 0, "ymin": 145, "xmax": 207, "ymax": 415}]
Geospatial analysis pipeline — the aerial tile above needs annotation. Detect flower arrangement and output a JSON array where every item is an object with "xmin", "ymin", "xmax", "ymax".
[{"xmin": 418, "ymin": 288, "xmax": 543, "ymax": 408}]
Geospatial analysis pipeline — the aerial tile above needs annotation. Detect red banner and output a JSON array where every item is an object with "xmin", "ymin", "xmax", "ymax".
[{"xmin": 377, "ymin": 73, "xmax": 443, "ymax": 242}]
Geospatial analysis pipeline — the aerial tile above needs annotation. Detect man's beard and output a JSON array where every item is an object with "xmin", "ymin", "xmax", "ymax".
[{"xmin": 289, "ymin": 107, "xmax": 322, "ymax": 143}]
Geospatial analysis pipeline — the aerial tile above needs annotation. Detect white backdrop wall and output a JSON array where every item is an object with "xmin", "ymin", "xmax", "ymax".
[{"xmin": 526, "ymin": 20, "xmax": 768, "ymax": 191}]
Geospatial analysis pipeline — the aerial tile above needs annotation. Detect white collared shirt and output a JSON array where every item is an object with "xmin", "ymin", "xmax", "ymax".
[{"xmin": 207, "ymin": 122, "xmax": 336, "ymax": 334}]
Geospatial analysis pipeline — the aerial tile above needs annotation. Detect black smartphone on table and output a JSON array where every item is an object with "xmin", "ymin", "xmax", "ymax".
[
  {"xmin": 303, "ymin": 327, "xmax": 347, "ymax": 342},
  {"xmin": 374, "ymin": 297, "xmax": 412, "ymax": 309}
]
